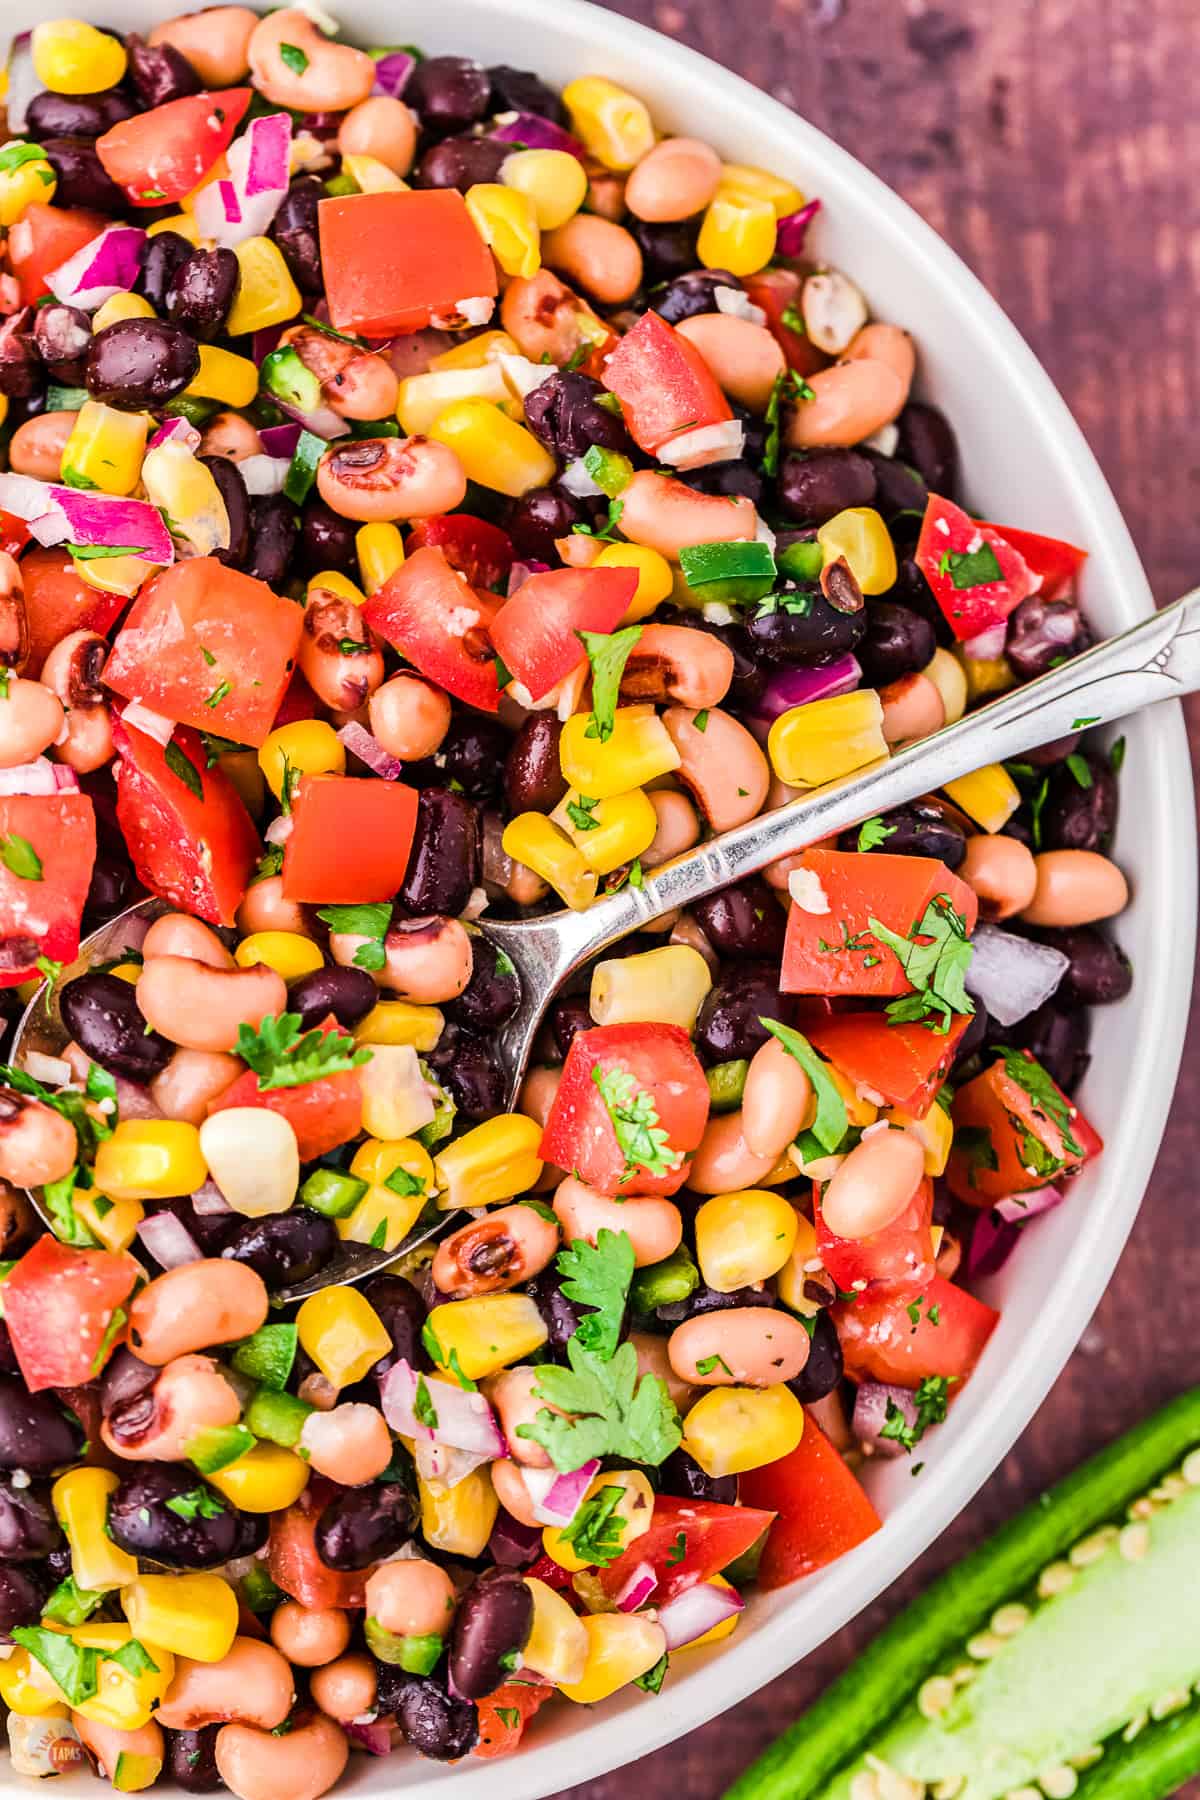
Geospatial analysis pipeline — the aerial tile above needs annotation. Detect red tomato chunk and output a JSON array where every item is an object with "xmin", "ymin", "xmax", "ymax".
[
  {"xmin": 490, "ymin": 565, "xmax": 637, "ymax": 702},
  {"xmin": 5, "ymin": 1236, "xmax": 141, "ymax": 1392},
  {"xmin": 364, "ymin": 546, "xmax": 503, "ymax": 714},
  {"xmin": 318, "ymin": 190, "xmax": 498, "ymax": 337},
  {"xmin": 739, "ymin": 1417, "xmax": 881, "ymax": 1589},
  {"xmin": 281, "ymin": 774, "xmax": 418, "ymax": 903},
  {"xmin": 95, "ymin": 89, "xmax": 252, "ymax": 207},
  {"xmin": 0, "ymin": 792, "xmax": 95, "ymax": 986},
  {"xmin": 781, "ymin": 849, "xmax": 978, "ymax": 999}
]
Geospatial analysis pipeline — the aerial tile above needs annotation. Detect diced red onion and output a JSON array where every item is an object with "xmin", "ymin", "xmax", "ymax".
[
  {"xmin": 137, "ymin": 1211, "xmax": 203, "ymax": 1269},
  {"xmin": 252, "ymin": 325, "xmax": 286, "ymax": 365},
  {"xmin": 237, "ymin": 455, "xmax": 291, "ymax": 497},
  {"xmin": 0, "ymin": 472, "xmax": 64, "ymax": 529},
  {"xmin": 658, "ymin": 419, "xmax": 745, "ymax": 469},
  {"xmin": 0, "ymin": 758, "xmax": 61, "ymax": 797},
  {"xmin": 5, "ymin": 33, "xmax": 43, "ymax": 135},
  {"xmin": 962, "ymin": 621, "xmax": 1008, "ymax": 660},
  {"xmin": 492, "ymin": 113, "xmax": 586, "ymax": 159},
  {"xmin": 657, "ymin": 1580, "xmax": 745, "ymax": 1650},
  {"xmin": 995, "ymin": 1183, "xmax": 1064, "ymax": 1225},
  {"xmin": 260, "ymin": 423, "xmax": 302, "ymax": 459},
  {"xmin": 380, "ymin": 1358, "xmax": 505, "ymax": 1458},
  {"xmin": 530, "ymin": 1459, "xmax": 600, "ymax": 1528},
  {"xmin": 191, "ymin": 1178, "xmax": 232, "ymax": 1216},
  {"xmin": 507, "ymin": 559, "xmax": 549, "ymax": 596},
  {"xmin": 776, "ymin": 197, "xmax": 822, "ymax": 258},
  {"xmin": 964, "ymin": 924, "xmax": 1069, "ymax": 1028},
  {"xmin": 195, "ymin": 114, "xmax": 291, "ymax": 248},
  {"xmin": 243, "ymin": 112, "xmax": 292, "ymax": 197},
  {"xmin": 47, "ymin": 488, "xmax": 173, "ymax": 565},
  {"xmin": 112, "ymin": 1074, "xmax": 162, "ymax": 1121},
  {"xmin": 751, "ymin": 654, "xmax": 862, "ymax": 727},
  {"xmin": 852, "ymin": 1380, "xmax": 917, "ymax": 1457},
  {"xmin": 264, "ymin": 814, "xmax": 293, "ymax": 845},
  {"xmin": 297, "ymin": 111, "xmax": 344, "ymax": 141},
  {"xmin": 51, "ymin": 764, "xmax": 80, "ymax": 792},
  {"xmin": 46, "ymin": 225, "xmax": 144, "ymax": 312},
  {"xmin": 488, "ymin": 1507, "xmax": 543, "ymax": 1568},
  {"xmin": 371, "ymin": 51, "xmax": 416, "ymax": 97},
  {"xmin": 413, "ymin": 1439, "xmax": 492, "ymax": 1490},
  {"xmin": 337, "ymin": 722, "xmax": 403, "ymax": 781},
  {"xmin": 341, "ymin": 1720, "xmax": 391, "ymax": 1757},
  {"xmin": 967, "ymin": 1209, "xmax": 1022, "ymax": 1279},
  {"xmin": 272, "ymin": 393, "xmax": 349, "ymax": 441},
  {"xmin": 615, "ymin": 1561, "xmax": 657, "ymax": 1613},
  {"xmin": 148, "ymin": 417, "xmax": 202, "ymax": 455},
  {"xmin": 120, "ymin": 701, "xmax": 174, "ymax": 746}
]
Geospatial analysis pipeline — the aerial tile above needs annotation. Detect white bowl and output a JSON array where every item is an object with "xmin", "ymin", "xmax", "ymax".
[{"xmin": 9, "ymin": 1, "xmax": 1196, "ymax": 1793}]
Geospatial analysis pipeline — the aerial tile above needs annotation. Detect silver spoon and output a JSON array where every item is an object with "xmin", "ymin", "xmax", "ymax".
[{"xmin": 14, "ymin": 589, "xmax": 1199, "ymax": 1301}]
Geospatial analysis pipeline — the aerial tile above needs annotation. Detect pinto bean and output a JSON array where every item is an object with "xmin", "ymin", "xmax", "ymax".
[
  {"xmin": 668, "ymin": 1306, "xmax": 811, "ymax": 1386},
  {"xmin": 136, "ymin": 957, "xmax": 288, "ymax": 1053},
  {"xmin": 686, "ymin": 1108, "xmax": 778, "ymax": 1194},
  {"xmin": 821, "ymin": 1128, "xmax": 925, "ymax": 1239},
  {"xmin": 129, "ymin": 1261, "xmax": 269, "ymax": 1366},
  {"xmin": 235, "ymin": 876, "xmax": 309, "ymax": 939},
  {"xmin": 959, "ymin": 832, "xmax": 1039, "ymax": 921},
  {"xmin": 0, "ymin": 678, "xmax": 64, "ymax": 767},
  {"xmin": 269, "ymin": 1603, "xmax": 350, "ymax": 1670},
  {"xmin": 101, "ymin": 1355, "xmax": 242, "ymax": 1462},
  {"xmin": 316, "ymin": 436, "xmax": 466, "ymax": 522},
  {"xmin": 142, "ymin": 912, "xmax": 235, "ymax": 969},
  {"xmin": 662, "ymin": 705, "xmax": 769, "ymax": 831},
  {"xmin": 676, "ymin": 313, "xmax": 785, "ymax": 412},
  {"xmin": 742, "ymin": 1034, "xmax": 814, "ymax": 1159},
  {"xmin": 0, "ymin": 1090, "xmax": 77, "ymax": 1188},
  {"xmin": 542, "ymin": 216, "xmax": 643, "ymax": 305},
  {"xmin": 624, "ymin": 136, "xmax": 722, "ymax": 222},
  {"xmin": 1019, "ymin": 850, "xmax": 1130, "ymax": 927},
  {"xmin": 619, "ymin": 625, "xmax": 734, "ymax": 711},
  {"xmin": 786, "ymin": 359, "xmax": 908, "ymax": 450},
  {"xmin": 617, "ymin": 471, "xmax": 758, "ymax": 560},
  {"xmin": 552, "ymin": 1175, "xmax": 682, "ymax": 1268},
  {"xmin": 216, "ymin": 1715, "xmax": 347, "ymax": 1800},
  {"xmin": 247, "ymin": 8, "xmax": 373, "ymax": 110},
  {"xmin": 149, "ymin": 8, "xmax": 257, "ymax": 85},
  {"xmin": 431, "ymin": 1203, "xmax": 560, "ymax": 1299}
]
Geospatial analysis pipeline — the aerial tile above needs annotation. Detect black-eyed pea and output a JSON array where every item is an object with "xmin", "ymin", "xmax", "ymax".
[
  {"xmin": 129, "ymin": 1261, "xmax": 270, "ymax": 1366},
  {"xmin": 0, "ymin": 1090, "xmax": 78, "ymax": 1188},
  {"xmin": 668, "ymin": 1306, "xmax": 812, "ymax": 1387},
  {"xmin": 643, "ymin": 790, "xmax": 701, "ymax": 870},
  {"xmin": 821, "ymin": 1128, "xmax": 925, "ymax": 1239},
  {"xmin": 71, "ymin": 1717, "xmax": 163, "ymax": 1785},
  {"xmin": 431, "ymin": 1203, "xmax": 560, "ymax": 1300},
  {"xmin": 39, "ymin": 629, "xmax": 112, "ymax": 773},
  {"xmin": 685, "ymin": 1109, "xmax": 778, "ymax": 1195},
  {"xmin": 959, "ymin": 832, "xmax": 1039, "ymax": 921},
  {"xmin": 299, "ymin": 591, "xmax": 384, "ymax": 712},
  {"xmin": 364, "ymin": 1559, "xmax": 456, "ymax": 1639},
  {"xmin": 136, "ymin": 957, "xmax": 287, "ymax": 1053},
  {"xmin": 101, "ymin": 1355, "xmax": 242, "ymax": 1463},
  {"xmin": 489, "ymin": 1456, "xmax": 543, "ymax": 1526},
  {"xmin": 316, "ymin": 436, "xmax": 466, "ymax": 523},
  {"xmin": 1019, "ymin": 849, "xmax": 1130, "ymax": 927},
  {"xmin": 269, "ymin": 1602, "xmax": 351, "ymax": 1669},
  {"xmin": 282, "ymin": 326, "xmax": 399, "ymax": 424},
  {"xmin": 624, "ymin": 136, "xmax": 722, "ymax": 222},
  {"xmin": 541, "ymin": 215, "xmax": 644, "ymax": 306},
  {"xmin": 616, "ymin": 471, "xmax": 758, "ymax": 561},
  {"xmin": 786, "ymin": 359, "xmax": 908, "ymax": 450},
  {"xmin": 149, "ymin": 6, "xmax": 257, "ymax": 84},
  {"xmin": 742, "ymin": 1034, "xmax": 814, "ymax": 1159},
  {"xmin": 518, "ymin": 1067, "xmax": 562, "ymax": 1192},
  {"xmin": 235, "ymin": 875, "xmax": 309, "ymax": 938},
  {"xmin": 552, "ymin": 1175, "xmax": 683, "ymax": 1267},
  {"xmin": 8, "ymin": 411, "xmax": 78, "ymax": 481},
  {"xmin": 215, "ymin": 1715, "xmax": 348, "ymax": 1800},
  {"xmin": 158, "ymin": 1639, "xmax": 294, "ymax": 1732},
  {"xmin": 0, "ymin": 678, "xmax": 64, "ymax": 767},
  {"xmin": 376, "ymin": 916, "xmax": 472, "ymax": 1004},
  {"xmin": 676, "ymin": 312, "xmax": 786, "ymax": 412},
  {"xmin": 149, "ymin": 1049, "xmax": 242, "ymax": 1125},
  {"xmin": 198, "ymin": 412, "xmax": 263, "ymax": 462},
  {"xmin": 620, "ymin": 624, "xmax": 735, "ymax": 711},
  {"xmin": 879, "ymin": 671, "xmax": 946, "ymax": 746},
  {"xmin": 142, "ymin": 911, "xmax": 235, "ymax": 969},
  {"xmin": 485, "ymin": 1365, "xmax": 555, "ymax": 1468},
  {"xmin": 662, "ymin": 705, "xmax": 769, "ymax": 832},
  {"xmin": 299, "ymin": 1403, "xmax": 393, "ymax": 1486},
  {"xmin": 309, "ymin": 1653, "xmax": 376, "ymax": 1725}
]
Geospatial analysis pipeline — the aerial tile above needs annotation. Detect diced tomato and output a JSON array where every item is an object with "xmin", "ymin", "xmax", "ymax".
[
  {"xmin": 272, "ymin": 667, "xmax": 319, "ymax": 728},
  {"xmin": 18, "ymin": 546, "xmax": 127, "ymax": 677},
  {"xmin": 113, "ymin": 718, "xmax": 260, "ymax": 927},
  {"xmin": 364, "ymin": 547, "xmax": 503, "ymax": 713},
  {"xmin": 915, "ymin": 494, "xmax": 1041, "ymax": 642},
  {"xmin": 973, "ymin": 522, "xmax": 1087, "ymax": 603},
  {"xmin": 268, "ymin": 1500, "xmax": 369, "ymax": 1609},
  {"xmin": 6, "ymin": 204, "xmax": 110, "ymax": 306},
  {"xmin": 739, "ymin": 1417, "xmax": 881, "ymax": 1589},
  {"xmin": 319, "ymin": 190, "xmax": 498, "ymax": 337},
  {"xmin": 523, "ymin": 1553, "xmax": 576, "ymax": 1593},
  {"xmin": 0, "ymin": 514, "xmax": 30, "ymax": 560},
  {"xmin": 833, "ymin": 1274, "xmax": 999, "ymax": 1388},
  {"xmin": 207, "ymin": 1063, "xmax": 362, "ymax": 1164},
  {"xmin": 804, "ymin": 1012, "xmax": 968, "ymax": 1115},
  {"xmin": 490, "ymin": 566, "xmax": 638, "ymax": 702},
  {"xmin": 281, "ymin": 774, "xmax": 418, "ymax": 904},
  {"xmin": 780, "ymin": 850, "xmax": 978, "ymax": 998},
  {"xmin": 816, "ymin": 1176, "xmax": 935, "ymax": 1297},
  {"xmin": 946, "ymin": 1051, "xmax": 1096, "ymax": 1205},
  {"xmin": 103, "ymin": 558, "xmax": 304, "ymax": 749},
  {"xmin": 601, "ymin": 309, "xmax": 733, "ymax": 457},
  {"xmin": 95, "ymin": 89, "xmax": 252, "ymax": 207},
  {"xmin": 473, "ymin": 1684, "xmax": 553, "ymax": 1759},
  {"xmin": 0, "ymin": 793, "xmax": 96, "ymax": 987},
  {"xmin": 596, "ymin": 1496, "xmax": 775, "ymax": 1607},
  {"xmin": 742, "ymin": 269, "xmax": 828, "ymax": 379},
  {"xmin": 406, "ymin": 515, "xmax": 514, "ymax": 591},
  {"xmin": 4, "ymin": 1237, "xmax": 142, "ymax": 1393},
  {"xmin": 539, "ymin": 1023, "xmax": 710, "ymax": 1198}
]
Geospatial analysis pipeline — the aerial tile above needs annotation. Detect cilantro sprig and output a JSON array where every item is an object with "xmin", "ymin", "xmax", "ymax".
[
  {"xmin": 591, "ymin": 1063, "xmax": 683, "ymax": 1183},
  {"xmin": 577, "ymin": 625, "xmax": 643, "ymax": 743},
  {"xmin": 879, "ymin": 1376, "xmax": 955, "ymax": 1452},
  {"xmin": 234, "ymin": 1013, "xmax": 371, "ymax": 1091},
  {"xmin": 869, "ymin": 895, "xmax": 975, "ymax": 1034},
  {"xmin": 857, "ymin": 816, "xmax": 897, "ymax": 853},
  {"xmin": 517, "ymin": 1336, "xmax": 682, "ymax": 1472},
  {"xmin": 555, "ymin": 1229, "xmax": 635, "ymax": 1361},
  {"xmin": 315, "ymin": 902, "xmax": 392, "ymax": 972},
  {"xmin": 1000, "ymin": 1049, "xmax": 1083, "ymax": 1157}
]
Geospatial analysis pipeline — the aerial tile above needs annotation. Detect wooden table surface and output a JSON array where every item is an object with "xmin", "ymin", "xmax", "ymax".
[{"xmin": 561, "ymin": 2, "xmax": 1200, "ymax": 1794}]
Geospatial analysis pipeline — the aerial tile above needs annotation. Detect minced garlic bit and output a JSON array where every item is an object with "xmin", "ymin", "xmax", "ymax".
[{"xmin": 788, "ymin": 865, "xmax": 831, "ymax": 914}]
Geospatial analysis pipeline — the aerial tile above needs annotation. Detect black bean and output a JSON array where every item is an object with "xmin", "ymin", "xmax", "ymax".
[
  {"xmin": 505, "ymin": 484, "xmax": 582, "ymax": 564},
  {"xmin": 408, "ymin": 56, "xmax": 491, "ymax": 133},
  {"xmin": 785, "ymin": 1309, "xmax": 843, "ymax": 1402},
  {"xmin": 27, "ymin": 88, "xmax": 134, "ymax": 138},
  {"xmin": 449, "ymin": 1570, "xmax": 533, "ymax": 1700},
  {"xmin": 290, "ymin": 964, "xmax": 378, "ymax": 1032},
  {"xmin": 108, "ymin": 1464, "xmax": 244, "ymax": 1568},
  {"xmin": 0, "ymin": 1480, "xmax": 62, "ymax": 1561},
  {"xmin": 863, "ymin": 449, "xmax": 927, "ymax": 521},
  {"xmin": 83, "ymin": 853, "xmax": 139, "ymax": 930},
  {"xmin": 198, "ymin": 454, "xmax": 250, "ymax": 573},
  {"xmin": 33, "ymin": 303, "xmax": 91, "ymax": 382},
  {"xmin": 504, "ymin": 714, "xmax": 567, "ymax": 816},
  {"xmin": 777, "ymin": 449, "xmax": 877, "ymax": 524},
  {"xmin": 0, "ymin": 311, "xmax": 42, "ymax": 400},
  {"xmin": 0, "ymin": 1566, "xmax": 45, "ymax": 1643},
  {"xmin": 655, "ymin": 268, "xmax": 742, "ymax": 324},
  {"xmin": 631, "ymin": 218, "xmax": 702, "ymax": 283},
  {"xmin": 838, "ymin": 799, "xmax": 966, "ymax": 868},
  {"xmin": 126, "ymin": 32, "xmax": 202, "ymax": 107},
  {"xmin": 693, "ymin": 961, "xmax": 794, "ymax": 1065},
  {"xmin": 895, "ymin": 401, "xmax": 959, "ymax": 497},
  {"xmin": 1032, "ymin": 925, "xmax": 1132, "ymax": 1007},
  {"xmin": 428, "ymin": 1028, "xmax": 504, "ymax": 1120},
  {"xmin": 1005, "ymin": 595, "xmax": 1088, "ymax": 683},
  {"xmin": 693, "ymin": 879, "xmax": 786, "ymax": 961},
  {"xmin": 449, "ymin": 935, "xmax": 520, "ymax": 1030},
  {"xmin": 659, "ymin": 1448, "xmax": 737, "ymax": 1506},
  {"xmin": 880, "ymin": 553, "xmax": 953, "ymax": 648},
  {"xmin": 436, "ymin": 714, "xmax": 511, "ymax": 805},
  {"xmin": 657, "ymin": 1282, "xmax": 775, "ymax": 1322},
  {"xmin": 270, "ymin": 177, "xmax": 324, "ymax": 295},
  {"xmin": 86, "ymin": 318, "xmax": 200, "ymax": 411},
  {"xmin": 361, "ymin": 1273, "xmax": 428, "ymax": 1387},
  {"xmin": 298, "ymin": 495, "xmax": 358, "ymax": 576},
  {"xmin": 0, "ymin": 1377, "xmax": 80, "ymax": 1472},
  {"xmin": 856, "ymin": 600, "xmax": 937, "ymax": 687},
  {"xmin": 413, "ymin": 133, "xmax": 508, "ymax": 191},
  {"xmin": 165, "ymin": 248, "xmax": 238, "ymax": 341},
  {"xmin": 1039, "ymin": 753, "xmax": 1117, "ymax": 853},
  {"xmin": 39, "ymin": 136, "xmax": 126, "ymax": 212},
  {"xmin": 377, "ymin": 1672, "xmax": 478, "ymax": 1760},
  {"xmin": 60, "ymin": 970, "xmax": 172, "ymax": 1083},
  {"xmin": 524, "ymin": 1264, "xmax": 579, "ymax": 1356},
  {"xmin": 523, "ymin": 370, "xmax": 633, "ymax": 462},
  {"xmin": 221, "ymin": 1210, "xmax": 336, "ymax": 1288},
  {"xmin": 549, "ymin": 995, "xmax": 592, "ymax": 1061},
  {"xmin": 486, "ymin": 64, "xmax": 566, "ymax": 123},
  {"xmin": 137, "ymin": 230, "xmax": 193, "ymax": 310},
  {"xmin": 165, "ymin": 1727, "xmax": 222, "ymax": 1793},
  {"xmin": 315, "ymin": 1481, "xmax": 417, "ymax": 1570},
  {"xmin": 676, "ymin": 459, "xmax": 764, "ymax": 505},
  {"xmin": 246, "ymin": 493, "xmax": 299, "ymax": 587},
  {"xmin": 743, "ymin": 586, "xmax": 867, "ymax": 666},
  {"xmin": 399, "ymin": 788, "xmax": 480, "ymax": 918}
]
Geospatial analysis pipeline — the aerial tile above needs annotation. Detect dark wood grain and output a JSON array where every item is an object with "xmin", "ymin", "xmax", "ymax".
[{"xmin": 559, "ymin": 2, "xmax": 1200, "ymax": 1795}]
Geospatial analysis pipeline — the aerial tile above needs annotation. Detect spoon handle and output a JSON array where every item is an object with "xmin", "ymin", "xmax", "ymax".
[{"xmin": 546, "ymin": 589, "xmax": 1200, "ymax": 970}]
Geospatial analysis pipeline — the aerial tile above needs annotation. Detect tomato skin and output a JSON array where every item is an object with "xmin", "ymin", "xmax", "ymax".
[
  {"xmin": 268, "ymin": 1498, "xmax": 369, "ymax": 1609},
  {"xmin": 743, "ymin": 269, "xmax": 827, "ymax": 378},
  {"xmin": 816, "ymin": 1176, "xmax": 935, "ymax": 1297},
  {"xmin": 474, "ymin": 1684, "xmax": 553, "ymax": 1759},
  {"xmin": 319, "ymin": 190, "xmax": 498, "ymax": 336},
  {"xmin": 601, "ymin": 309, "xmax": 733, "ymax": 456},
  {"xmin": 804, "ymin": 1012, "xmax": 968, "ymax": 1116},
  {"xmin": 20, "ymin": 546, "xmax": 127, "ymax": 677},
  {"xmin": 832, "ymin": 1274, "xmax": 999, "ymax": 1388},
  {"xmin": 0, "ymin": 514, "xmax": 31, "ymax": 560},
  {"xmin": 539, "ymin": 1022, "xmax": 710, "ymax": 1198},
  {"xmin": 281, "ymin": 774, "xmax": 419, "ymax": 904},
  {"xmin": 0, "ymin": 792, "xmax": 96, "ymax": 986},
  {"xmin": 780, "ymin": 850, "xmax": 978, "ymax": 999},
  {"xmin": 739, "ymin": 1416, "xmax": 881, "ymax": 1589},
  {"xmin": 95, "ymin": 89, "xmax": 252, "ymax": 207},
  {"xmin": 104, "ymin": 558, "xmax": 305, "ymax": 749},
  {"xmin": 207, "ymin": 1067, "xmax": 362, "ymax": 1163},
  {"xmin": 974, "ymin": 522, "xmax": 1087, "ymax": 603},
  {"xmin": 946, "ymin": 1052, "xmax": 1095, "ymax": 1205},
  {"xmin": 113, "ymin": 718, "xmax": 260, "ymax": 927},
  {"xmin": 596, "ymin": 1496, "xmax": 775, "ymax": 1607},
  {"xmin": 915, "ymin": 494, "xmax": 1041, "ymax": 641},
  {"xmin": 490, "ymin": 566, "xmax": 638, "ymax": 702},
  {"xmin": 7, "ymin": 204, "xmax": 110, "ymax": 305},
  {"xmin": 406, "ymin": 515, "xmax": 514, "ymax": 591},
  {"xmin": 4, "ymin": 1237, "xmax": 142, "ymax": 1393},
  {"xmin": 363, "ymin": 547, "xmax": 502, "ymax": 713}
]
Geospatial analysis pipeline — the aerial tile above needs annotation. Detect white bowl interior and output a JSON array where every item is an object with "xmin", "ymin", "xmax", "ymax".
[{"xmin": 6, "ymin": 1, "xmax": 1195, "ymax": 1794}]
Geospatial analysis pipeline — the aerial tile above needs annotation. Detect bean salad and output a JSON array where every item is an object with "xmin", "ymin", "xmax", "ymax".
[{"xmin": 0, "ymin": 5, "xmax": 1135, "ymax": 1793}]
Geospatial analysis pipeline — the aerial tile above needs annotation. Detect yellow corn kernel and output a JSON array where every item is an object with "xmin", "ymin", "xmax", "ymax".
[
  {"xmin": 59, "ymin": 402, "xmax": 149, "ymax": 497},
  {"xmin": 0, "ymin": 396, "xmax": 7, "ymax": 432},
  {"xmin": 768, "ymin": 689, "xmax": 888, "ymax": 788},
  {"xmin": 521, "ymin": 1577, "xmax": 589, "ymax": 1686},
  {"xmin": 589, "ymin": 944, "xmax": 712, "ymax": 1032},
  {"xmin": 562, "ymin": 77, "xmax": 655, "ymax": 171},
  {"xmin": 431, "ymin": 330, "xmax": 520, "ymax": 372},
  {"xmin": 234, "ymin": 931, "xmax": 323, "ymax": 982},
  {"xmin": 502, "ymin": 813, "xmax": 598, "ymax": 911},
  {"xmin": 110, "ymin": 1751, "xmax": 162, "ymax": 1793},
  {"xmin": 258, "ymin": 720, "xmax": 346, "ymax": 799},
  {"xmin": 925, "ymin": 645, "xmax": 968, "ymax": 725},
  {"xmin": 886, "ymin": 1098, "xmax": 953, "ymax": 1174},
  {"xmin": 396, "ymin": 364, "xmax": 514, "ymax": 437},
  {"xmin": 559, "ymin": 705, "xmax": 682, "ymax": 801},
  {"xmin": 354, "ymin": 1000, "xmax": 444, "ymax": 1052},
  {"xmin": 433, "ymin": 1115, "xmax": 544, "ymax": 1212},
  {"xmin": 942, "ymin": 762, "xmax": 1021, "ymax": 833},
  {"xmin": 141, "ymin": 442, "xmax": 229, "ymax": 558},
  {"xmin": 818, "ymin": 507, "xmax": 898, "ymax": 596},
  {"xmin": 360, "ymin": 1044, "xmax": 437, "ymax": 1142},
  {"xmin": 717, "ymin": 163, "xmax": 805, "ymax": 219},
  {"xmin": 501, "ymin": 148, "xmax": 589, "ymax": 231},
  {"xmin": 74, "ymin": 1189, "xmax": 144, "ymax": 1254},
  {"xmin": 204, "ymin": 1442, "xmax": 310, "ymax": 1513},
  {"xmin": 424, "ymin": 1294, "xmax": 548, "ymax": 1381},
  {"xmin": 686, "ymin": 1575, "xmax": 743, "ymax": 1648},
  {"xmin": 147, "ymin": 212, "xmax": 201, "ymax": 243},
  {"xmin": 307, "ymin": 568, "xmax": 367, "ymax": 607},
  {"xmin": 542, "ymin": 1470, "xmax": 654, "ymax": 1572},
  {"xmin": 551, "ymin": 786, "xmax": 657, "ymax": 877},
  {"xmin": 697, "ymin": 192, "xmax": 776, "ymax": 277},
  {"xmin": 93, "ymin": 1121, "xmax": 206, "ymax": 1203},
  {"xmin": 829, "ymin": 1063, "xmax": 878, "ymax": 1129},
  {"xmin": 224, "ymin": 237, "xmax": 302, "ymax": 337},
  {"xmin": 91, "ymin": 293, "xmax": 156, "ymax": 331},
  {"xmin": 350, "ymin": 1136, "xmax": 436, "ymax": 1193},
  {"xmin": 593, "ymin": 541, "xmax": 674, "ymax": 625},
  {"xmin": 356, "ymin": 522, "xmax": 405, "ymax": 594},
  {"xmin": 122, "ymin": 1574, "xmax": 238, "ymax": 1664},
  {"xmin": 465, "ymin": 183, "xmax": 541, "ymax": 279},
  {"xmin": 774, "ymin": 1212, "xmax": 821, "ymax": 1317},
  {"xmin": 0, "ymin": 1652, "xmax": 70, "ymax": 1717},
  {"xmin": 560, "ymin": 1614, "xmax": 667, "ymax": 1704},
  {"xmin": 73, "ymin": 553, "xmax": 156, "ymax": 598},
  {"xmin": 0, "ymin": 146, "xmax": 57, "ymax": 226},
  {"xmin": 682, "ymin": 1383, "xmax": 805, "ymax": 1478},
  {"xmin": 336, "ymin": 1188, "xmax": 418, "ymax": 1253},
  {"xmin": 341, "ymin": 153, "xmax": 407, "ymax": 193},
  {"xmin": 70, "ymin": 1625, "xmax": 175, "ymax": 1732},
  {"xmin": 429, "ymin": 399, "xmax": 555, "ymax": 496},
  {"xmin": 186, "ymin": 345, "xmax": 259, "ymax": 409},
  {"xmin": 343, "ymin": 1136, "xmax": 434, "ymax": 1249},
  {"xmin": 297, "ymin": 1287, "xmax": 392, "ymax": 1388},
  {"xmin": 959, "ymin": 649, "xmax": 1016, "ymax": 703},
  {"xmin": 695, "ymin": 1188, "xmax": 798, "ymax": 1292},
  {"xmin": 107, "ymin": 962, "xmax": 142, "ymax": 986},
  {"xmin": 419, "ymin": 1465, "xmax": 498, "ymax": 1558},
  {"xmin": 32, "ymin": 19, "xmax": 127, "ymax": 93}
]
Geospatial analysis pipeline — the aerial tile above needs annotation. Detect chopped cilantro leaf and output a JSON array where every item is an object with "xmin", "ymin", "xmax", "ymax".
[
  {"xmin": 578, "ymin": 624, "xmax": 643, "ymax": 743},
  {"xmin": 591, "ymin": 1062, "xmax": 683, "ymax": 1183},
  {"xmin": 234, "ymin": 1012, "xmax": 371, "ymax": 1092},
  {"xmin": 555, "ymin": 1229, "xmax": 635, "ymax": 1361}
]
